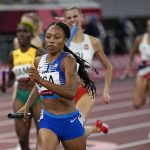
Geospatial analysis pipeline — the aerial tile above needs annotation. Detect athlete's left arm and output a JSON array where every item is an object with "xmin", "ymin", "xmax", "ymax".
[
  {"xmin": 90, "ymin": 36, "xmax": 112, "ymax": 103},
  {"xmin": 28, "ymin": 54, "xmax": 77, "ymax": 100}
]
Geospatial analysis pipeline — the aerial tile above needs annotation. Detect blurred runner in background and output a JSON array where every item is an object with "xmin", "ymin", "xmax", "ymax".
[
  {"xmin": 7, "ymin": 22, "xmax": 43, "ymax": 150},
  {"xmin": 63, "ymin": 6, "xmax": 112, "ymax": 137}
]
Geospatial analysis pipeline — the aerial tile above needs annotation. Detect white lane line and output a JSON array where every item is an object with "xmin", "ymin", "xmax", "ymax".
[
  {"xmin": 109, "ymin": 139, "xmax": 150, "ymax": 150},
  {"xmin": 0, "ymin": 90, "xmax": 132, "ymax": 107},
  {"xmin": 88, "ymin": 109, "xmax": 150, "ymax": 123},
  {"xmin": 0, "ymin": 120, "xmax": 150, "ymax": 140},
  {"xmin": 5, "ymin": 143, "xmax": 36, "ymax": 150},
  {"xmin": 0, "ymin": 109, "xmax": 13, "ymax": 117},
  {"xmin": 3, "ymin": 139, "xmax": 150, "ymax": 150},
  {"xmin": 109, "ymin": 121, "xmax": 150, "ymax": 134},
  {"xmin": 0, "ymin": 120, "xmax": 13, "ymax": 127},
  {"xmin": 0, "ymin": 98, "xmax": 131, "ymax": 117},
  {"xmin": 92, "ymin": 101, "xmax": 132, "ymax": 113},
  {"xmin": 0, "ymin": 101, "xmax": 12, "ymax": 108},
  {"xmin": 1, "ymin": 108, "xmax": 149, "ymax": 128},
  {"xmin": 0, "ymin": 128, "xmax": 36, "ymax": 139},
  {"xmin": 89, "ymin": 121, "xmax": 150, "ymax": 138},
  {"xmin": 2, "ymin": 139, "xmax": 150, "ymax": 150},
  {"xmin": 1, "ymin": 122, "xmax": 150, "ymax": 150},
  {"xmin": 0, "ymin": 138, "xmax": 36, "ymax": 143},
  {"xmin": 96, "ymin": 86, "xmax": 133, "ymax": 97},
  {"xmin": 96, "ymin": 91, "xmax": 132, "ymax": 102}
]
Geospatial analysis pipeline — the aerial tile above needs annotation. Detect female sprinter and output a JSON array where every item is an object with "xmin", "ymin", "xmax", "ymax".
[
  {"xmin": 7, "ymin": 22, "xmax": 43, "ymax": 150},
  {"xmin": 63, "ymin": 6, "xmax": 112, "ymax": 136},
  {"xmin": 18, "ymin": 22, "xmax": 96, "ymax": 150},
  {"xmin": 122, "ymin": 19, "xmax": 150, "ymax": 108}
]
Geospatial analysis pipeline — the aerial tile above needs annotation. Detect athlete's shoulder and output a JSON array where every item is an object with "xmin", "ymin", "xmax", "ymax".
[
  {"xmin": 61, "ymin": 53, "xmax": 77, "ymax": 71},
  {"xmin": 87, "ymin": 34, "xmax": 101, "ymax": 45},
  {"xmin": 12, "ymin": 48, "xmax": 21, "ymax": 54},
  {"xmin": 34, "ymin": 55, "xmax": 43, "ymax": 68},
  {"xmin": 62, "ymin": 52, "xmax": 76, "ymax": 65},
  {"xmin": 135, "ymin": 34, "xmax": 143, "ymax": 44},
  {"xmin": 63, "ymin": 52, "xmax": 75, "ymax": 60}
]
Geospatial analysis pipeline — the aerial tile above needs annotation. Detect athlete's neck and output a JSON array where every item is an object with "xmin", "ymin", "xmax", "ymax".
[
  {"xmin": 47, "ymin": 51, "xmax": 62, "ymax": 64},
  {"xmin": 20, "ymin": 45, "xmax": 30, "ymax": 52},
  {"xmin": 72, "ymin": 28, "xmax": 84, "ymax": 43}
]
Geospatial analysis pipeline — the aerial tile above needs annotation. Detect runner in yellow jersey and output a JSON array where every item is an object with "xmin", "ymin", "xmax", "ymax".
[{"xmin": 7, "ymin": 22, "xmax": 44, "ymax": 150}]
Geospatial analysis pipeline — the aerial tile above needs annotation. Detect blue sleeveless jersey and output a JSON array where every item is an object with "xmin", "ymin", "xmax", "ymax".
[{"xmin": 36, "ymin": 52, "xmax": 67, "ymax": 99}]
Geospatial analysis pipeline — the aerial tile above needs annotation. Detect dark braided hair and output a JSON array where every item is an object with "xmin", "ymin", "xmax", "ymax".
[{"xmin": 46, "ymin": 22, "xmax": 97, "ymax": 96}]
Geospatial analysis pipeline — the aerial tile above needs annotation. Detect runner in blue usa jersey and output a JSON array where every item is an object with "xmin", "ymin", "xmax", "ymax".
[{"xmin": 18, "ymin": 22, "xmax": 96, "ymax": 150}]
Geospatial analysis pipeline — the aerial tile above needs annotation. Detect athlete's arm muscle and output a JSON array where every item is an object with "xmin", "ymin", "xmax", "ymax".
[
  {"xmin": 90, "ymin": 36, "xmax": 112, "ymax": 102},
  {"xmin": 29, "ymin": 55, "xmax": 77, "ymax": 100},
  {"xmin": 123, "ymin": 35, "xmax": 143, "ymax": 76}
]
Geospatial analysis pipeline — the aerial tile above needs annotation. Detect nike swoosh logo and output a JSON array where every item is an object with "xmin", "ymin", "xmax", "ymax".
[{"xmin": 70, "ymin": 117, "xmax": 77, "ymax": 123}]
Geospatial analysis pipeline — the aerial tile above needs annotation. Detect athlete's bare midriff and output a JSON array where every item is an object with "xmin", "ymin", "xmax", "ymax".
[
  {"xmin": 42, "ymin": 98, "xmax": 76, "ymax": 115},
  {"xmin": 17, "ymin": 80, "xmax": 35, "ymax": 91}
]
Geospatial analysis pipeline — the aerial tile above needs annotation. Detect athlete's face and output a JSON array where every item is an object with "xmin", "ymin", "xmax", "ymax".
[
  {"xmin": 45, "ymin": 25, "xmax": 67, "ymax": 55},
  {"xmin": 16, "ymin": 25, "xmax": 32, "ymax": 47},
  {"xmin": 147, "ymin": 20, "xmax": 150, "ymax": 34},
  {"xmin": 64, "ymin": 8, "xmax": 83, "ymax": 28}
]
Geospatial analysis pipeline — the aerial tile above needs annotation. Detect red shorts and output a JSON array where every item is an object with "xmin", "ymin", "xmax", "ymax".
[
  {"xmin": 74, "ymin": 86, "xmax": 88, "ymax": 103},
  {"xmin": 144, "ymin": 72, "xmax": 150, "ymax": 79}
]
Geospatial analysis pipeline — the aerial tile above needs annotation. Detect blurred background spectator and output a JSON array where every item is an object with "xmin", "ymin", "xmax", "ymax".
[
  {"xmin": 84, "ymin": 15, "xmax": 106, "ymax": 44},
  {"xmin": 0, "ymin": 0, "xmax": 150, "ymax": 63}
]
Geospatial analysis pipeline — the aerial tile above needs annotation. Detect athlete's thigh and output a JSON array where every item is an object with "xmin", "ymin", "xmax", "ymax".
[
  {"xmin": 31, "ymin": 102, "xmax": 42, "ymax": 127},
  {"xmin": 14, "ymin": 99, "xmax": 32, "ymax": 136},
  {"xmin": 76, "ymin": 93, "xmax": 95, "ymax": 121},
  {"xmin": 36, "ymin": 128, "xmax": 59, "ymax": 150},
  {"xmin": 62, "ymin": 135, "xmax": 86, "ymax": 150},
  {"xmin": 12, "ymin": 82, "xmax": 17, "ymax": 103},
  {"xmin": 13, "ymin": 98, "xmax": 25, "ymax": 112},
  {"xmin": 133, "ymin": 75, "xmax": 147, "ymax": 107}
]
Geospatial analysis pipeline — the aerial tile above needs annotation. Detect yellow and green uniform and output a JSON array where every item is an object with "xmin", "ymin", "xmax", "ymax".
[
  {"xmin": 12, "ymin": 47, "xmax": 36, "ymax": 81},
  {"xmin": 12, "ymin": 47, "xmax": 41, "ymax": 106}
]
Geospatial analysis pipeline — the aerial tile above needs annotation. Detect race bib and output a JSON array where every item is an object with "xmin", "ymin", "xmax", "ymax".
[
  {"xmin": 12, "ymin": 64, "xmax": 31, "ymax": 81},
  {"xmin": 37, "ymin": 71, "xmax": 60, "ymax": 93}
]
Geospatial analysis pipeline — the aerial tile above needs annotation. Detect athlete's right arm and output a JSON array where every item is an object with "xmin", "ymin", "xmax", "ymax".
[
  {"xmin": 17, "ymin": 85, "xmax": 40, "ymax": 117},
  {"xmin": 122, "ymin": 35, "xmax": 142, "ymax": 79},
  {"xmin": 7, "ymin": 51, "xmax": 15, "ymax": 87}
]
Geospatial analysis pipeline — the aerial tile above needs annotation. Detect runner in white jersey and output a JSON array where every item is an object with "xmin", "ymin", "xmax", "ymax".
[
  {"xmin": 69, "ymin": 34, "xmax": 95, "ymax": 65},
  {"xmin": 122, "ymin": 19, "xmax": 150, "ymax": 138},
  {"xmin": 122, "ymin": 19, "xmax": 150, "ymax": 109},
  {"xmin": 64, "ymin": 6, "xmax": 112, "ymax": 137}
]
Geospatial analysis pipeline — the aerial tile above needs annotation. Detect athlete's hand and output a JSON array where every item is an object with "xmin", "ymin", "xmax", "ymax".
[
  {"xmin": 120, "ymin": 69, "xmax": 129, "ymax": 81},
  {"xmin": 102, "ymin": 90, "xmax": 111, "ymax": 104},
  {"xmin": 120, "ymin": 61, "xmax": 132, "ymax": 81},
  {"xmin": 28, "ymin": 67, "xmax": 42, "ymax": 84},
  {"xmin": 120, "ymin": 74, "xmax": 129, "ymax": 81},
  {"xmin": 17, "ymin": 104, "xmax": 30, "ymax": 120}
]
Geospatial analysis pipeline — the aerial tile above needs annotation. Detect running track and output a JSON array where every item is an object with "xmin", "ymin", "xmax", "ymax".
[{"xmin": 0, "ymin": 78, "xmax": 150, "ymax": 150}]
